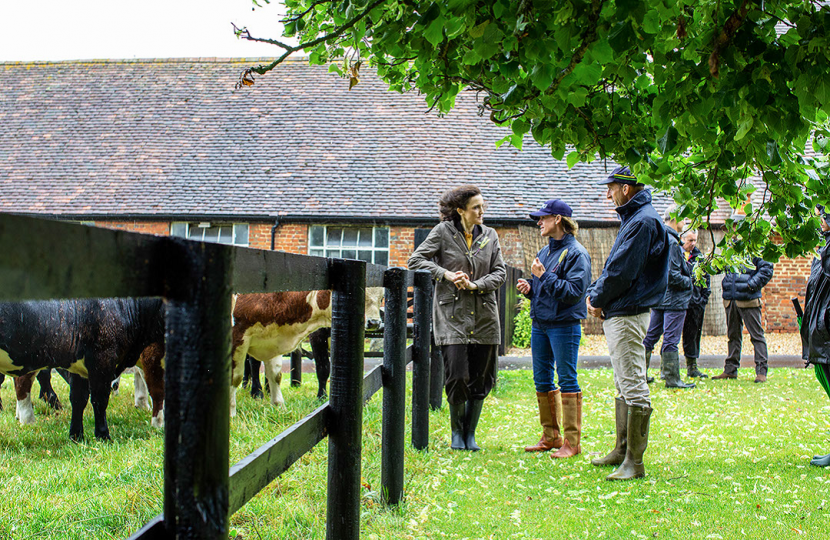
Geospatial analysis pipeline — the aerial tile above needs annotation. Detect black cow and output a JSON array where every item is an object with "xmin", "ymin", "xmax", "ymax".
[{"xmin": 0, "ymin": 298, "xmax": 165, "ymax": 441}]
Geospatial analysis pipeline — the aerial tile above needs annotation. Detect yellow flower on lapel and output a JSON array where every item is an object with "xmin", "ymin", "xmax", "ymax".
[{"xmin": 558, "ymin": 249, "xmax": 568, "ymax": 264}]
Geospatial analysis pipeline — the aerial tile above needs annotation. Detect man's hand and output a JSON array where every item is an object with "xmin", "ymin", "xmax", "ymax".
[
  {"xmin": 531, "ymin": 257, "xmax": 546, "ymax": 278},
  {"xmin": 586, "ymin": 296, "xmax": 604, "ymax": 319},
  {"xmin": 517, "ymin": 278, "xmax": 531, "ymax": 295}
]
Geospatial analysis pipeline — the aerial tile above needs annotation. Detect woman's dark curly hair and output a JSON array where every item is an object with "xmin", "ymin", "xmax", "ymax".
[{"xmin": 438, "ymin": 185, "xmax": 482, "ymax": 223}]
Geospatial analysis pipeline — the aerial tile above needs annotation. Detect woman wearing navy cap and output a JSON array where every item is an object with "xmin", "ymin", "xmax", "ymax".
[{"xmin": 517, "ymin": 199, "xmax": 592, "ymax": 458}]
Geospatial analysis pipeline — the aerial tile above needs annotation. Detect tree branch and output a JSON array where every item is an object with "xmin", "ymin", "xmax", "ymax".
[
  {"xmin": 545, "ymin": 0, "xmax": 605, "ymax": 94},
  {"xmin": 281, "ymin": 0, "xmax": 337, "ymax": 24},
  {"xmin": 709, "ymin": 0, "xmax": 756, "ymax": 78},
  {"xmin": 239, "ymin": 0, "xmax": 387, "ymax": 78}
]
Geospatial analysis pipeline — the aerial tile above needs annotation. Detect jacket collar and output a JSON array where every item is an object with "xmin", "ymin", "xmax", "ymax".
[
  {"xmin": 548, "ymin": 234, "xmax": 574, "ymax": 252},
  {"xmin": 667, "ymin": 227, "xmax": 680, "ymax": 241},
  {"xmin": 615, "ymin": 189, "xmax": 652, "ymax": 220}
]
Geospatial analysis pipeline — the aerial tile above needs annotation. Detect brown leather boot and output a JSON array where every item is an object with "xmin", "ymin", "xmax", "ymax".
[
  {"xmin": 525, "ymin": 390, "xmax": 563, "ymax": 451},
  {"xmin": 592, "ymin": 397, "xmax": 627, "ymax": 466},
  {"xmin": 552, "ymin": 392, "xmax": 582, "ymax": 459},
  {"xmin": 754, "ymin": 373, "xmax": 767, "ymax": 383},
  {"xmin": 712, "ymin": 371, "xmax": 737, "ymax": 380}
]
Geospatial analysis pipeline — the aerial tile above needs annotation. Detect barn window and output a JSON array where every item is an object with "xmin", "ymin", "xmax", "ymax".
[
  {"xmin": 170, "ymin": 222, "xmax": 249, "ymax": 247},
  {"xmin": 308, "ymin": 226, "xmax": 389, "ymax": 266}
]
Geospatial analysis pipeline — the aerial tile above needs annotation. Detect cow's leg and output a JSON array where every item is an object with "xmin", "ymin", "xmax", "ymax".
[
  {"xmin": 140, "ymin": 342, "xmax": 165, "ymax": 428},
  {"xmin": 111, "ymin": 374, "xmax": 120, "ymax": 396},
  {"xmin": 14, "ymin": 372, "xmax": 36, "ymax": 425},
  {"xmin": 230, "ymin": 341, "xmax": 250, "ymax": 418},
  {"xmin": 248, "ymin": 357, "xmax": 264, "ymax": 400},
  {"xmin": 309, "ymin": 328, "xmax": 331, "ymax": 400},
  {"xmin": 133, "ymin": 367, "xmax": 150, "ymax": 410},
  {"xmin": 88, "ymin": 373, "xmax": 112, "ymax": 441},
  {"xmin": 37, "ymin": 369, "xmax": 62, "ymax": 410},
  {"xmin": 263, "ymin": 357, "xmax": 285, "ymax": 407},
  {"xmin": 68, "ymin": 373, "xmax": 89, "ymax": 441},
  {"xmin": 242, "ymin": 357, "xmax": 251, "ymax": 389}
]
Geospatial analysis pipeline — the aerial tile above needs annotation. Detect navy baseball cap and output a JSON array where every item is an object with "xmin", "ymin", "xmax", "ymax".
[
  {"xmin": 529, "ymin": 199, "xmax": 573, "ymax": 219},
  {"xmin": 598, "ymin": 166, "xmax": 641, "ymax": 185}
]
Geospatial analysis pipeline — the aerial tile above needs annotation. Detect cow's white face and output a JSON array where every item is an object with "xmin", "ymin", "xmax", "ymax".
[{"xmin": 365, "ymin": 287, "xmax": 383, "ymax": 331}]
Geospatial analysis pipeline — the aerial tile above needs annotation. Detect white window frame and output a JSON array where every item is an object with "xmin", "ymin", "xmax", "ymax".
[
  {"xmin": 308, "ymin": 225, "xmax": 389, "ymax": 266},
  {"xmin": 170, "ymin": 222, "xmax": 249, "ymax": 247}
]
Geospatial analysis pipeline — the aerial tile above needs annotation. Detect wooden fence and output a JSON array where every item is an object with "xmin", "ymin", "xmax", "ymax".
[{"xmin": 0, "ymin": 213, "xmax": 434, "ymax": 540}]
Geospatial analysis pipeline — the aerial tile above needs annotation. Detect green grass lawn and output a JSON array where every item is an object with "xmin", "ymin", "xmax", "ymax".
[{"xmin": 1, "ymin": 366, "xmax": 829, "ymax": 539}]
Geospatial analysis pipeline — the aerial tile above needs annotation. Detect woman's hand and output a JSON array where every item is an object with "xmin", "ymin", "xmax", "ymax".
[
  {"xmin": 444, "ymin": 270, "xmax": 470, "ymax": 289},
  {"xmin": 517, "ymin": 278, "xmax": 530, "ymax": 295},
  {"xmin": 531, "ymin": 257, "xmax": 546, "ymax": 278}
]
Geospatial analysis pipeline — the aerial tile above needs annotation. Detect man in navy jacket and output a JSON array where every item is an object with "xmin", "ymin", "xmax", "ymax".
[
  {"xmin": 713, "ymin": 253, "xmax": 774, "ymax": 382},
  {"xmin": 586, "ymin": 166, "xmax": 670, "ymax": 481}
]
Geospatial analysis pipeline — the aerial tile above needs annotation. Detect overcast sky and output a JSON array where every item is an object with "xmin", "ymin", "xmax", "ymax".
[{"xmin": 0, "ymin": 0, "xmax": 293, "ymax": 62}]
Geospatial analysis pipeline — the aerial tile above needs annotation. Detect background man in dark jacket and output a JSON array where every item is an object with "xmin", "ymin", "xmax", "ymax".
[
  {"xmin": 681, "ymin": 230, "xmax": 711, "ymax": 378},
  {"xmin": 586, "ymin": 166, "xmax": 670, "ymax": 481},
  {"xmin": 713, "ymin": 251, "xmax": 774, "ymax": 383},
  {"xmin": 801, "ymin": 206, "xmax": 830, "ymax": 466},
  {"xmin": 643, "ymin": 205, "xmax": 695, "ymax": 389}
]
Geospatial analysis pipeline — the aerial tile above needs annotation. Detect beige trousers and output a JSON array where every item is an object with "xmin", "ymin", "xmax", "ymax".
[{"xmin": 603, "ymin": 312, "xmax": 651, "ymax": 408}]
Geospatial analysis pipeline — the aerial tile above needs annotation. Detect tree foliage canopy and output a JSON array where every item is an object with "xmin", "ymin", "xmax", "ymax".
[{"xmin": 237, "ymin": 0, "xmax": 830, "ymax": 268}]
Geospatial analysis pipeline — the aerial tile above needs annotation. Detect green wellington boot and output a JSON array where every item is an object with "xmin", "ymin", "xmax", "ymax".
[
  {"xmin": 663, "ymin": 351, "xmax": 695, "ymax": 389},
  {"xmin": 592, "ymin": 397, "xmax": 628, "ymax": 466},
  {"xmin": 607, "ymin": 404, "xmax": 653, "ymax": 480},
  {"xmin": 645, "ymin": 351, "xmax": 654, "ymax": 384},
  {"xmin": 811, "ymin": 452, "xmax": 830, "ymax": 467}
]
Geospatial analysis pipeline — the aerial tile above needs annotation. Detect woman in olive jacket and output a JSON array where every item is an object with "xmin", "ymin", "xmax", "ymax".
[
  {"xmin": 802, "ymin": 206, "xmax": 830, "ymax": 466},
  {"xmin": 408, "ymin": 185, "xmax": 507, "ymax": 451}
]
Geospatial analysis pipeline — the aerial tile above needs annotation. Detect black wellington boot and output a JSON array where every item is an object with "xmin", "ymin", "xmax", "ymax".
[
  {"xmin": 449, "ymin": 402, "xmax": 466, "ymax": 450},
  {"xmin": 463, "ymin": 399, "xmax": 484, "ymax": 451},
  {"xmin": 686, "ymin": 356, "xmax": 708, "ymax": 378},
  {"xmin": 645, "ymin": 351, "xmax": 654, "ymax": 384},
  {"xmin": 663, "ymin": 351, "xmax": 695, "ymax": 389}
]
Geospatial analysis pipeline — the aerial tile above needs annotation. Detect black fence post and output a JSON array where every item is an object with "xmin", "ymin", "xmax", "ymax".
[
  {"xmin": 163, "ymin": 240, "xmax": 232, "ymax": 540},
  {"xmin": 326, "ymin": 258, "xmax": 366, "ymax": 540},
  {"xmin": 290, "ymin": 349, "xmax": 302, "ymax": 387},
  {"xmin": 411, "ymin": 270, "xmax": 432, "ymax": 450},
  {"xmin": 380, "ymin": 268, "xmax": 407, "ymax": 506},
  {"xmin": 429, "ymin": 336, "xmax": 443, "ymax": 411}
]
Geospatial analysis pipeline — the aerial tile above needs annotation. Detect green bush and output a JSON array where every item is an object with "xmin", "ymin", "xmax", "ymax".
[{"xmin": 512, "ymin": 297, "xmax": 531, "ymax": 348}]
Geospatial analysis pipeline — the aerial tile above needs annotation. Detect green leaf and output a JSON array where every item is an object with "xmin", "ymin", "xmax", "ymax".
[
  {"xmin": 424, "ymin": 16, "xmax": 446, "ymax": 46},
  {"xmin": 735, "ymin": 117, "xmax": 754, "ymax": 141},
  {"xmin": 566, "ymin": 151, "xmax": 580, "ymax": 168},
  {"xmin": 512, "ymin": 119, "xmax": 529, "ymax": 135},
  {"xmin": 529, "ymin": 63, "xmax": 554, "ymax": 91},
  {"xmin": 657, "ymin": 125, "xmax": 679, "ymax": 155},
  {"xmin": 469, "ymin": 20, "xmax": 490, "ymax": 39},
  {"xmin": 608, "ymin": 21, "xmax": 636, "ymax": 53}
]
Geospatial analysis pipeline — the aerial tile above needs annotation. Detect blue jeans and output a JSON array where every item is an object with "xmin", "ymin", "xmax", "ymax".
[{"xmin": 530, "ymin": 323, "xmax": 581, "ymax": 393}]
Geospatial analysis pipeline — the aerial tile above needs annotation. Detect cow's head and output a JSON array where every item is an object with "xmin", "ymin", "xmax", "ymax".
[{"xmin": 365, "ymin": 287, "xmax": 383, "ymax": 331}]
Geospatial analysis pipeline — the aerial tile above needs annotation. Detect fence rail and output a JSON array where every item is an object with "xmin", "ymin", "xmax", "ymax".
[{"xmin": 0, "ymin": 213, "xmax": 434, "ymax": 540}]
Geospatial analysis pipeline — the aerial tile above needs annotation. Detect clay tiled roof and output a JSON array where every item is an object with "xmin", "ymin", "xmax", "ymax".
[{"xmin": 1, "ymin": 58, "xmax": 736, "ymax": 225}]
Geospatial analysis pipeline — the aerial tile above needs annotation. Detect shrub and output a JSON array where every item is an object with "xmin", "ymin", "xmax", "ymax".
[{"xmin": 512, "ymin": 298, "xmax": 531, "ymax": 348}]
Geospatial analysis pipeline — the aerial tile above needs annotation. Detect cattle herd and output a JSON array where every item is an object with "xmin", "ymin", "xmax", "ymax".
[{"xmin": 0, "ymin": 288, "xmax": 383, "ymax": 441}]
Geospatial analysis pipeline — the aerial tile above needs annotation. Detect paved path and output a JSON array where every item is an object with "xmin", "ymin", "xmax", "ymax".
[
  {"xmin": 499, "ymin": 354, "xmax": 806, "ymax": 370},
  {"xmin": 281, "ymin": 354, "xmax": 807, "ymax": 374}
]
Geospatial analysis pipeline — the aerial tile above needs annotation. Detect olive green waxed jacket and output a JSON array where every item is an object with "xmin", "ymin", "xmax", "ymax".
[{"xmin": 408, "ymin": 221, "xmax": 507, "ymax": 346}]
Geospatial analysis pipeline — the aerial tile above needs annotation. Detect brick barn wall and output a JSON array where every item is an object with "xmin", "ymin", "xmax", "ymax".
[
  {"xmin": 94, "ymin": 221, "xmax": 170, "ymax": 235},
  {"xmin": 763, "ymin": 254, "xmax": 811, "ymax": 333},
  {"xmin": 390, "ymin": 226, "xmax": 414, "ymax": 268}
]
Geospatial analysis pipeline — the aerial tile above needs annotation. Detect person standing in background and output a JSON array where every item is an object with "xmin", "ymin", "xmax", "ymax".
[
  {"xmin": 517, "ymin": 199, "xmax": 591, "ymax": 459},
  {"xmin": 642, "ymin": 205, "xmax": 695, "ymax": 389},
  {"xmin": 713, "ymin": 246, "xmax": 774, "ymax": 383},
  {"xmin": 408, "ymin": 185, "xmax": 506, "ymax": 451},
  {"xmin": 681, "ymin": 230, "xmax": 711, "ymax": 378}
]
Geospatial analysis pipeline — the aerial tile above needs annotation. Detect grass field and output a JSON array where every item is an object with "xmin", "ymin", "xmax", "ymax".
[{"xmin": 1, "ymin": 366, "xmax": 829, "ymax": 539}]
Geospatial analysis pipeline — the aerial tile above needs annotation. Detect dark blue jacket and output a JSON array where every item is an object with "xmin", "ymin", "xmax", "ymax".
[
  {"xmin": 657, "ymin": 227, "xmax": 692, "ymax": 311},
  {"xmin": 686, "ymin": 246, "xmax": 711, "ymax": 308},
  {"xmin": 587, "ymin": 189, "xmax": 670, "ymax": 318},
  {"xmin": 721, "ymin": 257, "xmax": 774, "ymax": 302},
  {"xmin": 524, "ymin": 234, "xmax": 591, "ymax": 327}
]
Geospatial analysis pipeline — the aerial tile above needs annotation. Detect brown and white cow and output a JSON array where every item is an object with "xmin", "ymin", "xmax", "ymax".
[{"xmin": 230, "ymin": 288, "xmax": 383, "ymax": 416}]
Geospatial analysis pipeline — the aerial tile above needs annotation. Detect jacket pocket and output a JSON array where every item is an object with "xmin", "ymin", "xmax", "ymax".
[{"xmin": 438, "ymin": 293, "xmax": 457, "ymax": 307}]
